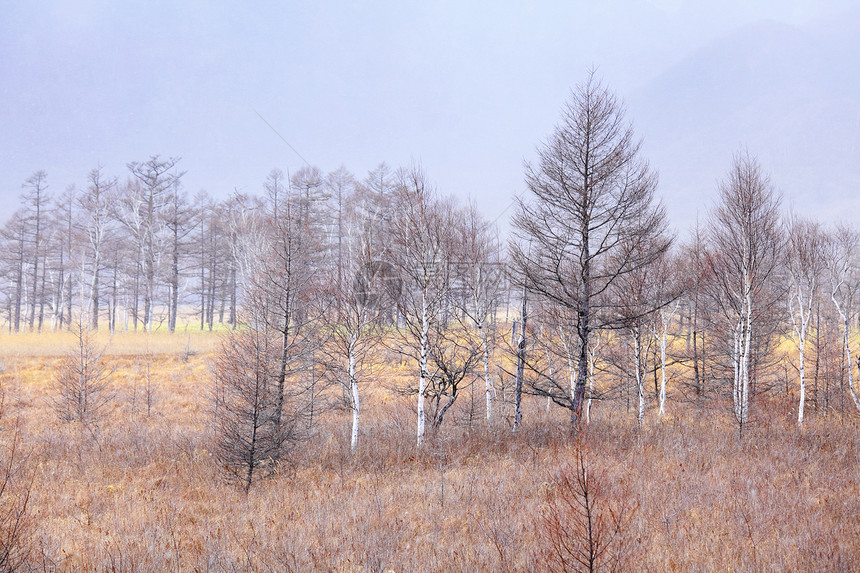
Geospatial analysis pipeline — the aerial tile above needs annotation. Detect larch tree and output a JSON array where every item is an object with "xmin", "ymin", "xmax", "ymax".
[
  {"xmin": 510, "ymin": 72, "xmax": 670, "ymax": 429},
  {"xmin": 21, "ymin": 171, "xmax": 50, "ymax": 331},
  {"xmin": 164, "ymin": 179, "xmax": 196, "ymax": 332},
  {"xmin": 50, "ymin": 185, "xmax": 78, "ymax": 331},
  {"xmin": 0, "ymin": 210, "xmax": 28, "ymax": 332},
  {"xmin": 125, "ymin": 155, "xmax": 184, "ymax": 330}
]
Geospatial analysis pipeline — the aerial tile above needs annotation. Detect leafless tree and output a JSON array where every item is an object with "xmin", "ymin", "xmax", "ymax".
[
  {"xmin": 79, "ymin": 166, "xmax": 117, "ymax": 331},
  {"xmin": 677, "ymin": 222, "xmax": 712, "ymax": 399},
  {"xmin": 123, "ymin": 156, "xmax": 184, "ymax": 330},
  {"xmin": 785, "ymin": 215, "xmax": 826, "ymax": 426},
  {"xmin": 455, "ymin": 203, "xmax": 503, "ymax": 425},
  {"xmin": 320, "ymin": 186, "xmax": 390, "ymax": 453},
  {"xmin": 255, "ymin": 169, "xmax": 329, "ymax": 439},
  {"xmin": 51, "ymin": 320, "xmax": 114, "ymax": 426},
  {"xmin": 605, "ymin": 237, "xmax": 681, "ymax": 424},
  {"xmin": 511, "ymin": 72, "xmax": 670, "ymax": 429},
  {"xmin": 213, "ymin": 302, "xmax": 295, "ymax": 493},
  {"xmin": 213, "ymin": 168, "xmax": 328, "ymax": 489},
  {"xmin": 389, "ymin": 165, "xmax": 458, "ymax": 446},
  {"xmin": 706, "ymin": 152, "xmax": 783, "ymax": 430},
  {"xmin": 164, "ymin": 180, "xmax": 196, "ymax": 332},
  {"xmin": 825, "ymin": 223, "xmax": 860, "ymax": 414},
  {"xmin": 21, "ymin": 171, "xmax": 50, "ymax": 332},
  {"xmin": 0, "ymin": 399, "xmax": 36, "ymax": 571},
  {"xmin": 0, "ymin": 211, "xmax": 28, "ymax": 332},
  {"xmin": 50, "ymin": 185, "xmax": 78, "ymax": 331}
]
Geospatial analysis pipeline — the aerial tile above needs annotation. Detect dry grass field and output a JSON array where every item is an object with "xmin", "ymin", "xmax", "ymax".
[{"xmin": 0, "ymin": 330, "xmax": 858, "ymax": 571}]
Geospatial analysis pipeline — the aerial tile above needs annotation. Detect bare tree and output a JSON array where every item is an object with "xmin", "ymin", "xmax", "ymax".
[
  {"xmin": 321, "ymin": 188, "xmax": 391, "ymax": 453},
  {"xmin": 608, "ymin": 238, "xmax": 675, "ymax": 425},
  {"xmin": 124, "ymin": 156, "xmax": 184, "ymax": 330},
  {"xmin": 0, "ymin": 211, "xmax": 28, "ymax": 332},
  {"xmin": 707, "ymin": 152, "xmax": 783, "ymax": 430},
  {"xmin": 213, "ymin": 303, "xmax": 293, "ymax": 493},
  {"xmin": 510, "ymin": 72, "xmax": 670, "ymax": 429},
  {"xmin": 825, "ymin": 223, "xmax": 860, "ymax": 414},
  {"xmin": 325, "ymin": 166, "xmax": 356, "ymax": 314},
  {"xmin": 51, "ymin": 321, "xmax": 114, "ymax": 426},
  {"xmin": 256, "ymin": 169, "xmax": 328, "ymax": 439},
  {"xmin": 50, "ymin": 185, "xmax": 78, "ymax": 331},
  {"xmin": 678, "ymin": 222, "xmax": 712, "ymax": 399},
  {"xmin": 785, "ymin": 215, "xmax": 825, "ymax": 426},
  {"xmin": 389, "ymin": 165, "xmax": 457, "ymax": 446},
  {"xmin": 79, "ymin": 167, "xmax": 117, "ymax": 330},
  {"xmin": 164, "ymin": 180, "xmax": 196, "ymax": 332},
  {"xmin": 21, "ymin": 171, "xmax": 50, "ymax": 332},
  {"xmin": 456, "ymin": 204, "xmax": 503, "ymax": 425}
]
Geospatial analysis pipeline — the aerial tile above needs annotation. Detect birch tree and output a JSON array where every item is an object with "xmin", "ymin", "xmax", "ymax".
[
  {"xmin": 786, "ymin": 215, "xmax": 825, "ymax": 426},
  {"xmin": 389, "ymin": 165, "xmax": 455, "ymax": 446},
  {"xmin": 650, "ymin": 251, "xmax": 685, "ymax": 418},
  {"xmin": 79, "ymin": 167, "xmax": 116, "ymax": 330},
  {"xmin": 825, "ymin": 223, "xmax": 860, "ymax": 414},
  {"xmin": 125, "ymin": 156, "xmax": 183, "ymax": 330},
  {"xmin": 455, "ymin": 204, "xmax": 502, "ymax": 424},
  {"xmin": 322, "ymin": 188, "xmax": 391, "ymax": 453},
  {"xmin": 707, "ymin": 152, "xmax": 783, "ymax": 430}
]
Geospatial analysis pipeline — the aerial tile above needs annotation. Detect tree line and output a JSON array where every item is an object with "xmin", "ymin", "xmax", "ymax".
[{"xmin": 6, "ymin": 74, "xmax": 860, "ymax": 490}]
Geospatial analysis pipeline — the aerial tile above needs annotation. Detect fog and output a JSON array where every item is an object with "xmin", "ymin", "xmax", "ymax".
[{"xmin": 2, "ymin": 1, "xmax": 857, "ymax": 235}]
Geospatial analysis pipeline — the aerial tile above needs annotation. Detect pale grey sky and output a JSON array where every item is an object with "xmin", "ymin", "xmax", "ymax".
[{"xmin": 2, "ymin": 1, "xmax": 857, "ymax": 235}]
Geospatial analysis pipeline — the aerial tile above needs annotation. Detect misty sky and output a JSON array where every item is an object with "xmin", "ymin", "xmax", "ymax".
[{"xmin": 2, "ymin": 0, "xmax": 858, "ymax": 236}]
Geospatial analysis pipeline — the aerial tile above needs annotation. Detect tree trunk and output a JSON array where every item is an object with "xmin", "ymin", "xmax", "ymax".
[
  {"xmin": 349, "ymin": 338, "xmax": 360, "ymax": 454},
  {"xmin": 513, "ymin": 289, "xmax": 527, "ymax": 431},
  {"xmin": 417, "ymin": 290, "xmax": 429, "ymax": 446}
]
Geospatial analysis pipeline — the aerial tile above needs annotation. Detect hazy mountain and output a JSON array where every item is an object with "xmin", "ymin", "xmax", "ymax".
[{"xmin": 630, "ymin": 14, "xmax": 860, "ymax": 233}]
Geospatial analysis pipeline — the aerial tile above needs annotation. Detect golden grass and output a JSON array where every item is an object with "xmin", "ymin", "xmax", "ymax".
[
  {"xmin": 0, "ymin": 333, "xmax": 858, "ymax": 571},
  {"xmin": 0, "ymin": 329, "xmax": 222, "ymax": 358}
]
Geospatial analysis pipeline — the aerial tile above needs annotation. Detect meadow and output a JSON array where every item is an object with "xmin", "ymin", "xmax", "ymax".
[{"xmin": 0, "ymin": 329, "xmax": 857, "ymax": 571}]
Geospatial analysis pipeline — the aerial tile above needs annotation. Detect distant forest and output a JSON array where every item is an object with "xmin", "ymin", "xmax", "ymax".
[{"xmin": 4, "ymin": 75, "xmax": 860, "ymax": 441}]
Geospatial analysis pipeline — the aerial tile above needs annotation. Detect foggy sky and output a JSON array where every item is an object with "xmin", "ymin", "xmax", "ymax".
[{"xmin": 2, "ymin": 0, "xmax": 857, "ymax": 237}]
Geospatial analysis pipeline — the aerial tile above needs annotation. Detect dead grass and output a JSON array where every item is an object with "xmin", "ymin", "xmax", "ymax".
[{"xmin": 0, "ymin": 332, "xmax": 857, "ymax": 571}]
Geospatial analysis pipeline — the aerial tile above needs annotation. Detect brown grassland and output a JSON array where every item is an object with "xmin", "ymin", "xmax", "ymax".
[{"xmin": 0, "ymin": 330, "xmax": 858, "ymax": 571}]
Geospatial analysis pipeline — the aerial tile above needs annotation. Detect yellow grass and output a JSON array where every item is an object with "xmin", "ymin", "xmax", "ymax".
[{"xmin": 0, "ymin": 331, "xmax": 858, "ymax": 571}]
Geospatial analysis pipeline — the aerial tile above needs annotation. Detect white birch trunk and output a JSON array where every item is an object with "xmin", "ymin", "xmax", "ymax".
[
  {"xmin": 797, "ymin": 329, "xmax": 806, "ymax": 426},
  {"xmin": 633, "ymin": 329, "xmax": 645, "ymax": 425},
  {"xmin": 472, "ymin": 283, "xmax": 494, "ymax": 425},
  {"xmin": 656, "ymin": 302, "xmax": 678, "ymax": 418},
  {"xmin": 740, "ymin": 289, "xmax": 753, "ymax": 426},
  {"xmin": 417, "ymin": 291, "xmax": 428, "ymax": 447},
  {"xmin": 659, "ymin": 327, "xmax": 668, "ymax": 417},
  {"xmin": 479, "ymin": 322, "xmax": 493, "ymax": 424},
  {"xmin": 732, "ymin": 324, "xmax": 742, "ymax": 422},
  {"xmin": 791, "ymin": 284, "xmax": 813, "ymax": 427},
  {"xmin": 348, "ymin": 331, "xmax": 360, "ymax": 453},
  {"xmin": 833, "ymin": 296, "xmax": 860, "ymax": 413}
]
